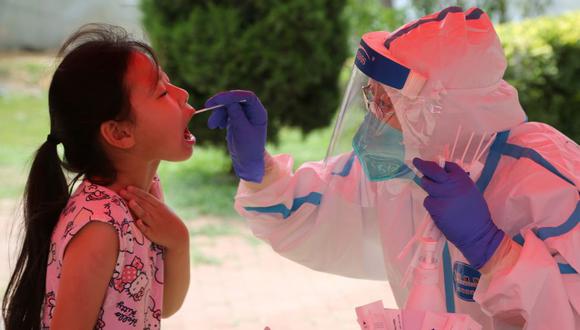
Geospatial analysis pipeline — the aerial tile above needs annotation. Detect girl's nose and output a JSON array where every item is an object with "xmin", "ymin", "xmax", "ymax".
[
  {"xmin": 185, "ymin": 102, "xmax": 195, "ymax": 120},
  {"xmin": 180, "ymin": 87, "xmax": 190, "ymax": 106}
]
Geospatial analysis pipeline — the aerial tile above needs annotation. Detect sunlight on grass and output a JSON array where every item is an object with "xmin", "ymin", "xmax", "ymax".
[
  {"xmin": 267, "ymin": 126, "xmax": 333, "ymax": 169},
  {"xmin": 0, "ymin": 95, "xmax": 49, "ymax": 163},
  {"xmin": 0, "ymin": 94, "xmax": 49, "ymax": 198}
]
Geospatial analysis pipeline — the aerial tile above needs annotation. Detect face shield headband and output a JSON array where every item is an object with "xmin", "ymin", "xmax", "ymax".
[{"xmin": 354, "ymin": 33, "xmax": 426, "ymax": 100}]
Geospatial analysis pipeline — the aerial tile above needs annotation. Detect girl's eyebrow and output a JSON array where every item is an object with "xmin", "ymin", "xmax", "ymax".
[
  {"xmin": 150, "ymin": 78, "xmax": 165, "ymax": 97},
  {"xmin": 153, "ymin": 72, "xmax": 169, "ymax": 90},
  {"xmin": 152, "ymin": 79, "xmax": 163, "ymax": 92},
  {"xmin": 160, "ymin": 71, "xmax": 170, "ymax": 83},
  {"xmin": 149, "ymin": 71, "xmax": 169, "ymax": 96}
]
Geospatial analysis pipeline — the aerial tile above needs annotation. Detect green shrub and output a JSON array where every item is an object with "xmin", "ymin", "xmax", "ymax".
[
  {"xmin": 141, "ymin": 0, "xmax": 349, "ymax": 145},
  {"xmin": 498, "ymin": 11, "xmax": 580, "ymax": 142},
  {"xmin": 344, "ymin": 0, "xmax": 406, "ymax": 50}
]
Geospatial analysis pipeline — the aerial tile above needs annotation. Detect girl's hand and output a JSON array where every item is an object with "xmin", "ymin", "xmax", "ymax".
[{"xmin": 120, "ymin": 186, "xmax": 189, "ymax": 252}]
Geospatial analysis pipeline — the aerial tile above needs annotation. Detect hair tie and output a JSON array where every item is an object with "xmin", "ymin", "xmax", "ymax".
[{"xmin": 46, "ymin": 134, "xmax": 61, "ymax": 145}]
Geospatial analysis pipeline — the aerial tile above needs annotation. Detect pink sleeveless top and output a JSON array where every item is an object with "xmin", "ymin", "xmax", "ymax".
[{"xmin": 41, "ymin": 179, "xmax": 164, "ymax": 329}]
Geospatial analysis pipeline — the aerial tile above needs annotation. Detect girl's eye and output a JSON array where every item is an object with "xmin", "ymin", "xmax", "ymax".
[{"xmin": 158, "ymin": 90, "xmax": 168, "ymax": 98}]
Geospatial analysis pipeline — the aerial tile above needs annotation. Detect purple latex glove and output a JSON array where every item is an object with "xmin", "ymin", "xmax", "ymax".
[
  {"xmin": 412, "ymin": 158, "xmax": 504, "ymax": 269},
  {"xmin": 206, "ymin": 90, "xmax": 267, "ymax": 182}
]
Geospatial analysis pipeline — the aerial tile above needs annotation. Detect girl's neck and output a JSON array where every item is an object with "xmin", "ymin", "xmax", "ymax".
[{"xmin": 105, "ymin": 160, "xmax": 160, "ymax": 194}]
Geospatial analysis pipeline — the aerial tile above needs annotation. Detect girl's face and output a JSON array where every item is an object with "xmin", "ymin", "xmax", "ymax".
[{"xmin": 124, "ymin": 52, "xmax": 196, "ymax": 162}]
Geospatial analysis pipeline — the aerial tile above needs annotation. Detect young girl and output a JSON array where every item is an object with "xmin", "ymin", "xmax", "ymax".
[{"xmin": 2, "ymin": 24, "xmax": 194, "ymax": 329}]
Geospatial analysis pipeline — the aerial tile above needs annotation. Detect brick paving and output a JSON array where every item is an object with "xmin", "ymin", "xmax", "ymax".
[{"xmin": 0, "ymin": 199, "xmax": 396, "ymax": 330}]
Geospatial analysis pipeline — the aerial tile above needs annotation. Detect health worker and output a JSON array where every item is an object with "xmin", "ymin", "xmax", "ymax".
[{"xmin": 206, "ymin": 7, "xmax": 579, "ymax": 330}]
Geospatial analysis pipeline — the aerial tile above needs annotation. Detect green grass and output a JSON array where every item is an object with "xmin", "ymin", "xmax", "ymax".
[
  {"xmin": 157, "ymin": 146, "xmax": 240, "ymax": 218},
  {"xmin": 267, "ymin": 126, "xmax": 333, "ymax": 168},
  {"xmin": 0, "ymin": 94, "xmax": 49, "ymax": 198}
]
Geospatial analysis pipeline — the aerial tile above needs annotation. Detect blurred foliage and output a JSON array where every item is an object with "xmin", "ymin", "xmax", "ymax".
[
  {"xmin": 141, "ymin": 0, "xmax": 349, "ymax": 146},
  {"xmin": 410, "ymin": 0, "xmax": 551, "ymax": 23},
  {"xmin": 157, "ymin": 145, "xmax": 239, "ymax": 218},
  {"xmin": 498, "ymin": 11, "xmax": 580, "ymax": 142},
  {"xmin": 343, "ymin": 0, "xmax": 406, "ymax": 50}
]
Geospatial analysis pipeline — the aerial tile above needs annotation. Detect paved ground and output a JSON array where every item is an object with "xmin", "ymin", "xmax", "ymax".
[{"xmin": 0, "ymin": 198, "xmax": 397, "ymax": 329}]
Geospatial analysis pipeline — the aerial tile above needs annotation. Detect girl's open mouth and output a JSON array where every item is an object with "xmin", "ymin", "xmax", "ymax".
[{"xmin": 184, "ymin": 128, "xmax": 196, "ymax": 143}]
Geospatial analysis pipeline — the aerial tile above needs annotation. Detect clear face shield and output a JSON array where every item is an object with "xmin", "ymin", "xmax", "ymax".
[
  {"xmin": 323, "ymin": 31, "xmax": 501, "ymax": 210},
  {"xmin": 325, "ymin": 67, "xmax": 413, "ymax": 182},
  {"xmin": 325, "ymin": 31, "xmax": 501, "ymax": 188},
  {"xmin": 324, "ymin": 31, "xmax": 430, "ymax": 189}
]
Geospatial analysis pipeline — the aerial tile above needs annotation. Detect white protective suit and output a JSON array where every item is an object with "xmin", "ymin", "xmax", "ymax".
[{"xmin": 235, "ymin": 7, "xmax": 579, "ymax": 330}]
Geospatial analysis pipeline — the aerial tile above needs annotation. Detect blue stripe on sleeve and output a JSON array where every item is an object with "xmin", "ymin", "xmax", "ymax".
[
  {"xmin": 512, "ymin": 203, "xmax": 580, "ymax": 274},
  {"xmin": 244, "ymin": 192, "xmax": 322, "ymax": 219},
  {"xmin": 512, "ymin": 234, "xmax": 578, "ymax": 274},
  {"xmin": 512, "ymin": 202, "xmax": 578, "ymax": 243},
  {"xmin": 534, "ymin": 201, "xmax": 579, "ymax": 240},
  {"xmin": 558, "ymin": 263, "xmax": 578, "ymax": 274},
  {"xmin": 475, "ymin": 130, "xmax": 510, "ymax": 192},
  {"xmin": 500, "ymin": 143, "xmax": 575, "ymax": 186}
]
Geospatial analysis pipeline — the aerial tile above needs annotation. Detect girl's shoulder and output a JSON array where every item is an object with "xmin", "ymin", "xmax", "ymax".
[
  {"xmin": 54, "ymin": 180, "xmax": 133, "ymax": 245},
  {"xmin": 51, "ymin": 179, "xmax": 140, "ymax": 265},
  {"xmin": 62, "ymin": 179, "xmax": 132, "ymax": 226}
]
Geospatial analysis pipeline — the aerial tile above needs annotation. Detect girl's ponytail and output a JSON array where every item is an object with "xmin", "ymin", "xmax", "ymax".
[{"xmin": 2, "ymin": 138, "xmax": 68, "ymax": 330}]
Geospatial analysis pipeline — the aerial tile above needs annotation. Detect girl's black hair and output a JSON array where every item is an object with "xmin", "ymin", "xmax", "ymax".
[{"xmin": 2, "ymin": 23, "xmax": 158, "ymax": 330}]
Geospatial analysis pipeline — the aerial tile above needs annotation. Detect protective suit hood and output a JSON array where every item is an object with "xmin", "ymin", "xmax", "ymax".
[{"xmin": 326, "ymin": 7, "xmax": 527, "ymax": 173}]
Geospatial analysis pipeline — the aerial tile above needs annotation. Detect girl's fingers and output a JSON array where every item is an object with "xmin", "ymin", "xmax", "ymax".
[
  {"xmin": 121, "ymin": 189, "xmax": 156, "ymax": 211},
  {"xmin": 128, "ymin": 200, "xmax": 147, "ymax": 219},
  {"xmin": 127, "ymin": 186, "xmax": 159, "ymax": 207},
  {"xmin": 119, "ymin": 189, "xmax": 132, "ymax": 200},
  {"xmin": 134, "ymin": 219, "xmax": 151, "ymax": 236}
]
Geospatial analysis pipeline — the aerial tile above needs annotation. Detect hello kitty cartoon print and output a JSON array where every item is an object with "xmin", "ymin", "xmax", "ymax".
[{"xmin": 41, "ymin": 179, "xmax": 164, "ymax": 329}]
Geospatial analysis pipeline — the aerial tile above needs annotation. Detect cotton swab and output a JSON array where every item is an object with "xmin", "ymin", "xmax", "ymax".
[{"xmin": 194, "ymin": 99, "xmax": 247, "ymax": 115}]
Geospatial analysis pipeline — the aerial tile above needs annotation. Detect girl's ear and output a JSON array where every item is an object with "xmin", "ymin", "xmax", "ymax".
[{"xmin": 100, "ymin": 120, "xmax": 136, "ymax": 149}]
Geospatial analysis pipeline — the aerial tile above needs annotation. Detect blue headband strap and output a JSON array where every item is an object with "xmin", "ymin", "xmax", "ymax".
[{"xmin": 355, "ymin": 38, "xmax": 410, "ymax": 90}]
